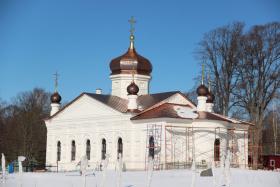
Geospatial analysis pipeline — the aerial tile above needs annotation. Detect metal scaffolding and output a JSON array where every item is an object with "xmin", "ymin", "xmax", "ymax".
[
  {"xmin": 145, "ymin": 124, "xmax": 162, "ymax": 170},
  {"xmin": 164, "ymin": 125, "xmax": 253, "ymax": 169}
]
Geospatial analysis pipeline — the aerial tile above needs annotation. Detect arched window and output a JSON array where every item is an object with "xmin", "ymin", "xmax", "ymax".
[
  {"xmin": 57, "ymin": 141, "xmax": 61, "ymax": 162},
  {"xmin": 117, "ymin": 138, "xmax": 123, "ymax": 159},
  {"xmin": 101, "ymin": 139, "xmax": 106, "ymax": 160},
  {"xmin": 214, "ymin": 138, "xmax": 220, "ymax": 161},
  {"xmin": 71, "ymin": 140, "xmax": 76, "ymax": 161},
  {"xmin": 149, "ymin": 136, "xmax": 155, "ymax": 159},
  {"xmin": 86, "ymin": 139, "xmax": 91, "ymax": 160}
]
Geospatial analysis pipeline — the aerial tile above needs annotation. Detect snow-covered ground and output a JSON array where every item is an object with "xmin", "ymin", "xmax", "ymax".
[{"xmin": 1, "ymin": 168, "xmax": 280, "ymax": 187}]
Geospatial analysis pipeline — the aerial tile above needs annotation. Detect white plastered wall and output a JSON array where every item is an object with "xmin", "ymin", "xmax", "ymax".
[
  {"xmin": 45, "ymin": 94, "xmax": 150, "ymax": 171},
  {"xmin": 110, "ymin": 74, "xmax": 151, "ymax": 99}
]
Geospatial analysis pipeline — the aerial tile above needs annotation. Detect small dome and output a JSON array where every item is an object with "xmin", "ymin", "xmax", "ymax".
[
  {"xmin": 196, "ymin": 84, "xmax": 209, "ymax": 96},
  {"xmin": 110, "ymin": 48, "xmax": 152, "ymax": 76},
  {"xmin": 206, "ymin": 91, "xmax": 215, "ymax": 103},
  {"xmin": 127, "ymin": 82, "xmax": 139, "ymax": 95},
  {"xmin": 51, "ymin": 92, "xmax": 61, "ymax": 104}
]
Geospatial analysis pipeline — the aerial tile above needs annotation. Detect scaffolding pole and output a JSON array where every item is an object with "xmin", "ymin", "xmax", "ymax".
[{"xmin": 145, "ymin": 124, "xmax": 162, "ymax": 170}]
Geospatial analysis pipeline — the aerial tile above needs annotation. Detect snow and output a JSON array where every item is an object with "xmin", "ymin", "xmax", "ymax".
[{"xmin": 1, "ymin": 168, "xmax": 280, "ymax": 187}]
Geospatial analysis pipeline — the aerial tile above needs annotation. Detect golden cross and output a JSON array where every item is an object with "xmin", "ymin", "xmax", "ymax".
[
  {"xmin": 128, "ymin": 16, "xmax": 136, "ymax": 36},
  {"xmin": 53, "ymin": 72, "xmax": 59, "ymax": 92}
]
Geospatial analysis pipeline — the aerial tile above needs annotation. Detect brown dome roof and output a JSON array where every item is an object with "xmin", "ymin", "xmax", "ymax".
[
  {"xmin": 127, "ymin": 81, "xmax": 139, "ymax": 95},
  {"xmin": 196, "ymin": 84, "xmax": 209, "ymax": 96},
  {"xmin": 110, "ymin": 48, "xmax": 152, "ymax": 76},
  {"xmin": 51, "ymin": 92, "xmax": 61, "ymax": 104}
]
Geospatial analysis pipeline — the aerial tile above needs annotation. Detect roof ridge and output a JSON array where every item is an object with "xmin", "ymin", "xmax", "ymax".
[
  {"xmin": 207, "ymin": 112, "xmax": 254, "ymax": 125},
  {"xmin": 85, "ymin": 92, "xmax": 128, "ymax": 100},
  {"xmin": 140, "ymin": 91, "xmax": 196, "ymax": 108},
  {"xmin": 144, "ymin": 90, "xmax": 180, "ymax": 96}
]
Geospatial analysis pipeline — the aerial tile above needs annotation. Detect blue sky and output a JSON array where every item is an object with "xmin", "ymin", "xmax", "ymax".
[{"xmin": 0, "ymin": 0, "xmax": 279, "ymax": 103}]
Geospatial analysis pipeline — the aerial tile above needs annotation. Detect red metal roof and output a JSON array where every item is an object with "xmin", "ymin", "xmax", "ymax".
[
  {"xmin": 131, "ymin": 103, "xmax": 253, "ymax": 126},
  {"xmin": 131, "ymin": 103, "xmax": 193, "ymax": 120}
]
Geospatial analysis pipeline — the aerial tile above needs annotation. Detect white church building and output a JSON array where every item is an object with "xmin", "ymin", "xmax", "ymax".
[{"xmin": 45, "ymin": 20, "xmax": 253, "ymax": 171}]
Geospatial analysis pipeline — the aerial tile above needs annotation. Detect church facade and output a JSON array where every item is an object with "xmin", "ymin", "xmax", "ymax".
[{"xmin": 45, "ymin": 22, "xmax": 252, "ymax": 171}]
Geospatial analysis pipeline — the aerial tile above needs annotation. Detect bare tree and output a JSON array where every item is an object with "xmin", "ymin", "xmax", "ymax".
[
  {"xmin": 195, "ymin": 22, "xmax": 280, "ymax": 168},
  {"xmin": 234, "ymin": 22, "xmax": 280, "ymax": 168},
  {"xmin": 14, "ymin": 88, "xmax": 50, "ymax": 164},
  {"xmin": 0, "ymin": 88, "xmax": 50, "ymax": 164},
  {"xmin": 0, "ymin": 100, "xmax": 6, "ymax": 154},
  {"xmin": 197, "ymin": 22, "xmax": 244, "ymax": 115}
]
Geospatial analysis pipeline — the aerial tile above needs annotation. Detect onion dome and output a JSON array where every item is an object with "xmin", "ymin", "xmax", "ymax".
[
  {"xmin": 196, "ymin": 84, "xmax": 209, "ymax": 96},
  {"xmin": 110, "ymin": 47, "xmax": 152, "ymax": 76},
  {"xmin": 51, "ymin": 92, "xmax": 62, "ymax": 104},
  {"xmin": 206, "ymin": 91, "xmax": 215, "ymax": 103},
  {"xmin": 127, "ymin": 81, "xmax": 139, "ymax": 95},
  {"xmin": 110, "ymin": 17, "xmax": 152, "ymax": 76}
]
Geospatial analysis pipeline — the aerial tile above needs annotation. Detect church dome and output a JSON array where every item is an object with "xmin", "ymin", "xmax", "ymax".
[
  {"xmin": 206, "ymin": 91, "xmax": 215, "ymax": 103},
  {"xmin": 110, "ymin": 47, "xmax": 152, "ymax": 76},
  {"xmin": 196, "ymin": 84, "xmax": 209, "ymax": 96},
  {"xmin": 51, "ymin": 92, "xmax": 61, "ymax": 104},
  {"xmin": 127, "ymin": 81, "xmax": 139, "ymax": 95},
  {"xmin": 110, "ymin": 17, "xmax": 152, "ymax": 76}
]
